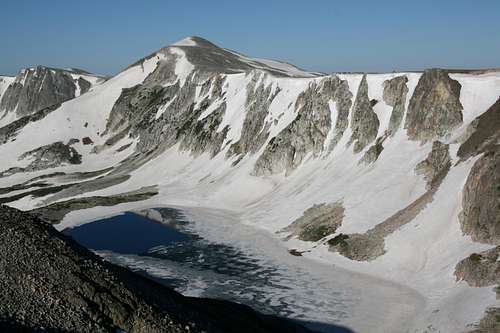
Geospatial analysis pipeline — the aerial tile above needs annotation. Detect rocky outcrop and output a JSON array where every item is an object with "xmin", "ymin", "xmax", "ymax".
[
  {"xmin": 0, "ymin": 66, "xmax": 76, "ymax": 117},
  {"xmin": 455, "ymin": 247, "xmax": 500, "ymax": 288},
  {"xmin": 78, "ymin": 76, "xmax": 91, "ymax": 94},
  {"xmin": 30, "ymin": 186, "xmax": 159, "ymax": 224},
  {"xmin": 415, "ymin": 141, "xmax": 451, "ymax": 190},
  {"xmin": 0, "ymin": 141, "xmax": 82, "ymax": 177},
  {"xmin": 228, "ymin": 74, "xmax": 280, "ymax": 157},
  {"xmin": 456, "ymin": 248, "xmax": 500, "ymax": 333},
  {"xmin": 359, "ymin": 133, "xmax": 388, "ymax": 165},
  {"xmin": 20, "ymin": 141, "xmax": 82, "ymax": 168},
  {"xmin": 178, "ymin": 100, "xmax": 229, "ymax": 158},
  {"xmin": 383, "ymin": 75, "xmax": 408, "ymax": 135},
  {"xmin": 326, "ymin": 76, "xmax": 353, "ymax": 151},
  {"xmin": 0, "ymin": 205, "xmax": 316, "ymax": 333},
  {"xmin": 357, "ymin": 74, "xmax": 407, "ymax": 163},
  {"xmin": 467, "ymin": 308, "xmax": 500, "ymax": 333},
  {"xmin": 105, "ymin": 72, "xmax": 229, "ymax": 158},
  {"xmin": 349, "ymin": 75, "xmax": 379, "ymax": 153},
  {"xmin": 459, "ymin": 148, "xmax": 500, "ymax": 245},
  {"xmin": 458, "ymin": 98, "xmax": 500, "ymax": 160},
  {"xmin": 405, "ymin": 69, "xmax": 463, "ymax": 141},
  {"xmin": 0, "ymin": 103, "xmax": 61, "ymax": 144},
  {"xmin": 253, "ymin": 76, "xmax": 351, "ymax": 175},
  {"xmin": 282, "ymin": 202, "xmax": 344, "ymax": 242}
]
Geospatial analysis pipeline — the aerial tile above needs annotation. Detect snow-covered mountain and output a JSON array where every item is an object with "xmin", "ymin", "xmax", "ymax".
[{"xmin": 0, "ymin": 36, "xmax": 499, "ymax": 333}]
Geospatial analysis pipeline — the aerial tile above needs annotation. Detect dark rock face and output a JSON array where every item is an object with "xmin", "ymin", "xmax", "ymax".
[
  {"xmin": 349, "ymin": 75, "xmax": 379, "ymax": 153},
  {"xmin": 282, "ymin": 202, "xmax": 344, "ymax": 242},
  {"xmin": 82, "ymin": 137, "xmax": 94, "ymax": 145},
  {"xmin": 228, "ymin": 74, "xmax": 281, "ymax": 157},
  {"xmin": 383, "ymin": 75, "xmax": 408, "ymax": 135},
  {"xmin": 0, "ymin": 66, "xmax": 76, "ymax": 118},
  {"xmin": 0, "ymin": 205, "xmax": 316, "ymax": 333},
  {"xmin": 0, "ymin": 142, "xmax": 82, "ymax": 177},
  {"xmin": 405, "ymin": 69, "xmax": 463, "ymax": 141},
  {"xmin": 253, "ymin": 76, "xmax": 351, "ymax": 175},
  {"xmin": 459, "ymin": 149, "xmax": 500, "ymax": 245},
  {"xmin": 415, "ymin": 141, "xmax": 452, "ymax": 190},
  {"xmin": 78, "ymin": 77, "xmax": 92, "ymax": 94}
]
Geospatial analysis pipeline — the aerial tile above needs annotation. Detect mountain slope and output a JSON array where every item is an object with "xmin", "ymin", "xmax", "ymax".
[{"xmin": 0, "ymin": 36, "xmax": 499, "ymax": 332}]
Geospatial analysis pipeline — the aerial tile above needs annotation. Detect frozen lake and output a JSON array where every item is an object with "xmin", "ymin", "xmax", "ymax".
[{"xmin": 64, "ymin": 207, "xmax": 424, "ymax": 333}]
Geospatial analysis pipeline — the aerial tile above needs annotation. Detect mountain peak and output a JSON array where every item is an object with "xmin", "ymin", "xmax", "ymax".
[
  {"xmin": 158, "ymin": 36, "xmax": 317, "ymax": 78},
  {"xmin": 170, "ymin": 36, "xmax": 218, "ymax": 49}
]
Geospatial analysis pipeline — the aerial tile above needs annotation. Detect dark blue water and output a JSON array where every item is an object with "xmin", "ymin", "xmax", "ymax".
[{"xmin": 63, "ymin": 212, "xmax": 188, "ymax": 254}]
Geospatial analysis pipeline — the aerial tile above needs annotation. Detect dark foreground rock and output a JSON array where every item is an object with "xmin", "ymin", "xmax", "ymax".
[{"xmin": 0, "ymin": 205, "xmax": 321, "ymax": 333}]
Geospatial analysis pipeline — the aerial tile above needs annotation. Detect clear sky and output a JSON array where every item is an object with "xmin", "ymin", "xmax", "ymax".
[{"xmin": 2, "ymin": 0, "xmax": 499, "ymax": 76}]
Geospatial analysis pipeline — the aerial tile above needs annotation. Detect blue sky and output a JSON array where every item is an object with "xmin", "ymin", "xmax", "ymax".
[{"xmin": 1, "ymin": 0, "xmax": 499, "ymax": 75}]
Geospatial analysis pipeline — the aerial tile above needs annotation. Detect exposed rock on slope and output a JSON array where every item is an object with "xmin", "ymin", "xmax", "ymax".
[
  {"xmin": 359, "ymin": 134, "xmax": 388, "ymax": 165},
  {"xmin": 405, "ymin": 69, "xmax": 463, "ymax": 141},
  {"xmin": 415, "ymin": 141, "xmax": 452, "ymax": 190},
  {"xmin": 458, "ymin": 97, "xmax": 500, "ymax": 160},
  {"xmin": 283, "ymin": 202, "xmax": 344, "ymax": 242},
  {"xmin": 253, "ymin": 76, "xmax": 351, "ymax": 175},
  {"xmin": 358, "ymin": 74, "xmax": 408, "ymax": 165},
  {"xmin": 30, "ymin": 186, "xmax": 159, "ymax": 224},
  {"xmin": 0, "ymin": 103, "xmax": 61, "ymax": 144},
  {"xmin": 0, "ymin": 141, "xmax": 82, "ymax": 177},
  {"xmin": 104, "ymin": 71, "xmax": 229, "ymax": 157},
  {"xmin": 455, "ymin": 247, "xmax": 500, "ymax": 333},
  {"xmin": 0, "ymin": 66, "xmax": 100, "ymax": 119},
  {"xmin": 0, "ymin": 205, "xmax": 317, "ymax": 333},
  {"xmin": 349, "ymin": 74, "xmax": 379, "ymax": 153},
  {"xmin": 326, "ymin": 76, "xmax": 353, "ymax": 151},
  {"xmin": 467, "ymin": 308, "xmax": 500, "ymax": 333},
  {"xmin": 228, "ymin": 73, "xmax": 281, "ymax": 157},
  {"xmin": 383, "ymin": 75, "xmax": 408, "ymax": 135},
  {"xmin": 455, "ymin": 246, "xmax": 500, "ymax": 288},
  {"xmin": 459, "ymin": 148, "xmax": 500, "ymax": 245}
]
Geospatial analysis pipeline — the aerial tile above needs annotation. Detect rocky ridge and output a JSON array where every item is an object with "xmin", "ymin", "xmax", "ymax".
[{"xmin": 0, "ymin": 66, "xmax": 102, "ymax": 120}]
